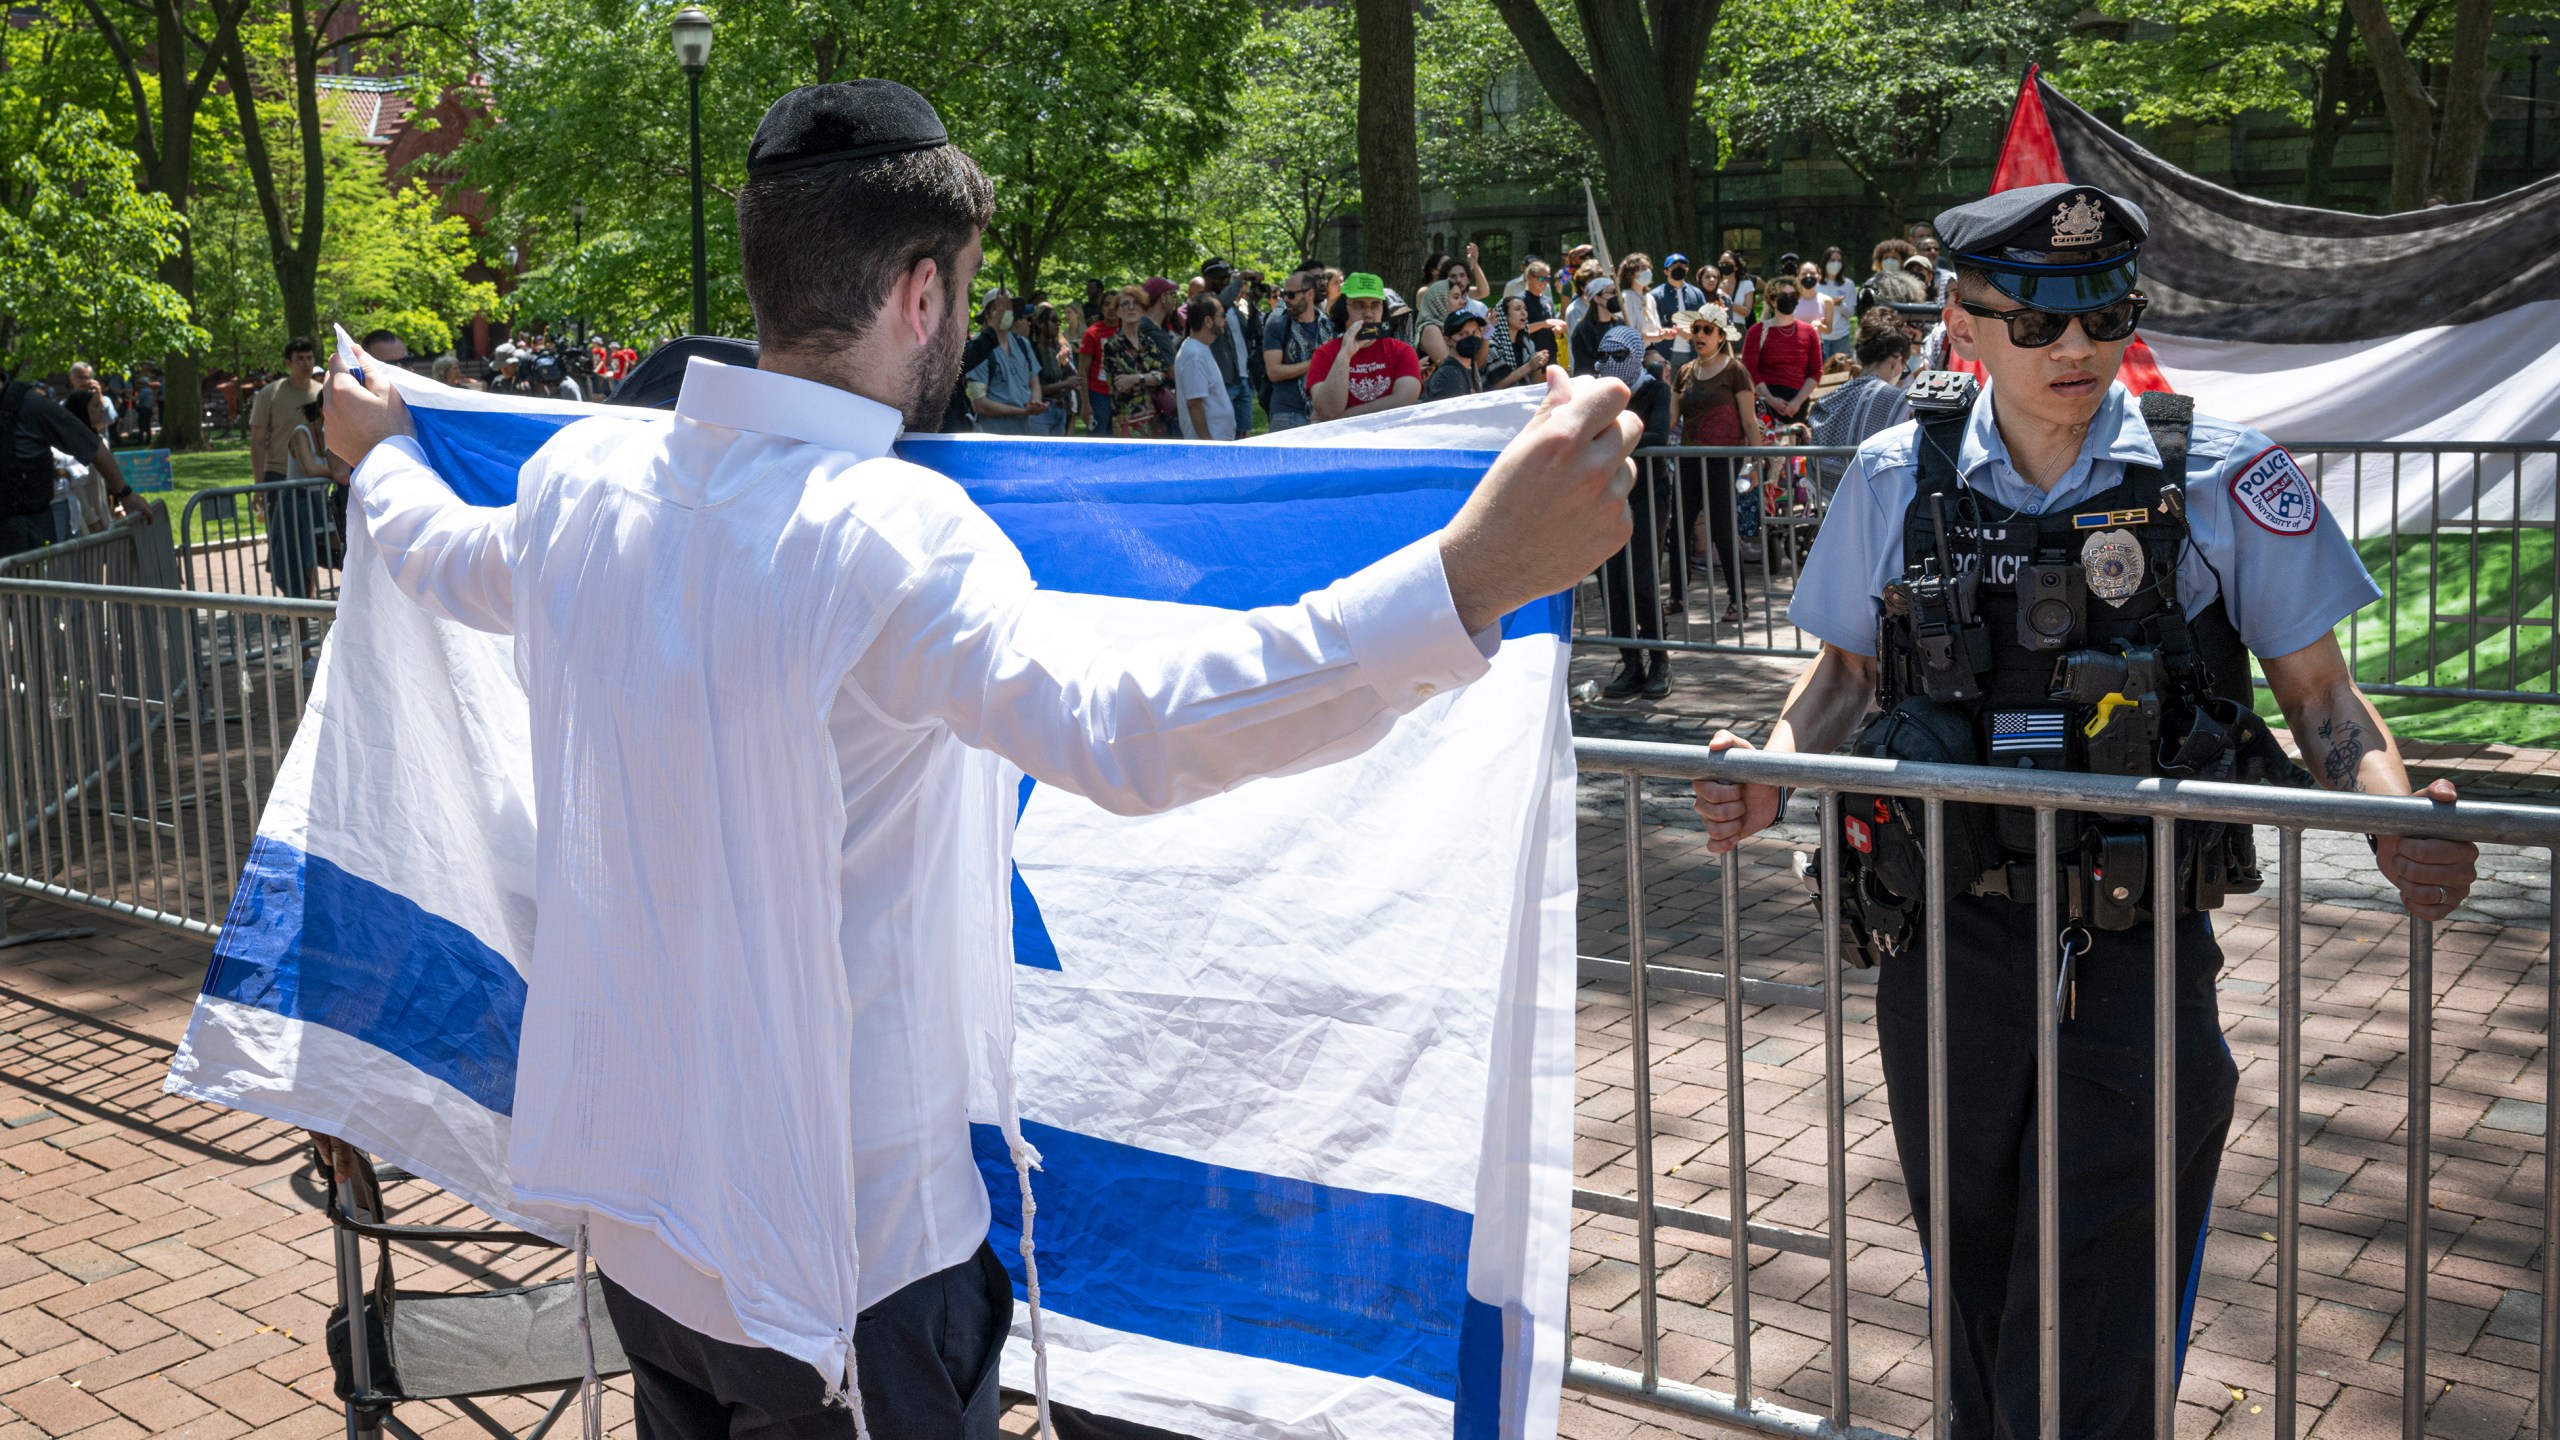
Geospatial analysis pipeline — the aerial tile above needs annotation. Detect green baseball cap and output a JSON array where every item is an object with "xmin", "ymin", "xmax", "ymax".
[{"xmin": 1341, "ymin": 272, "xmax": 1387, "ymax": 301}]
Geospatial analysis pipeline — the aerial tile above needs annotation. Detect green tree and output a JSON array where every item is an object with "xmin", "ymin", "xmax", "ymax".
[
  {"xmin": 963, "ymin": 0, "xmax": 1245, "ymax": 297},
  {"xmin": 0, "ymin": 106, "xmax": 204, "ymax": 378},
  {"xmin": 1415, "ymin": 0, "xmax": 1582, "ymax": 199},
  {"xmin": 75, "ymin": 0, "xmax": 259, "ymax": 445},
  {"xmin": 2344, "ymin": 0, "xmax": 2504, "ymax": 206},
  {"xmin": 189, "ymin": 141, "xmax": 290, "ymax": 372},
  {"xmin": 221, "ymin": 0, "xmax": 473, "ymax": 344},
  {"xmin": 1485, "ymin": 0, "xmax": 1716, "ymax": 258},
  {"xmin": 1356, "ymin": 0, "xmax": 1423, "ymax": 287},
  {"xmin": 1713, "ymin": 0, "xmax": 2077, "ymax": 228},
  {"xmin": 464, "ymin": 0, "xmax": 1242, "ymax": 341},
  {"xmin": 2062, "ymin": 0, "xmax": 2553, "ymax": 210},
  {"xmin": 314, "ymin": 136, "xmax": 498, "ymax": 353},
  {"xmin": 1191, "ymin": 4, "xmax": 1360, "ymax": 274}
]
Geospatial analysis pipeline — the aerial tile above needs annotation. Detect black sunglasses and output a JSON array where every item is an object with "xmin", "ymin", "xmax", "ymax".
[{"xmin": 1959, "ymin": 292, "xmax": 2148, "ymax": 348}]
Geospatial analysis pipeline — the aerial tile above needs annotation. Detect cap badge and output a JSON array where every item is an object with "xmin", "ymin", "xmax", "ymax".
[
  {"xmin": 2051, "ymin": 195, "xmax": 2106, "ymax": 249},
  {"xmin": 2081, "ymin": 528, "xmax": 2144, "ymax": 605}
]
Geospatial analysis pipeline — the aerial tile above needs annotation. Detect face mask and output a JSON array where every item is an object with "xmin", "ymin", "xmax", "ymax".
[
  {"xmin": 1454, "ymin": 335, "xmax": 1485, "ymax": 360},
  {"xmin": 1827, "ymin": 259, "xmax": 1844, "ymax": 276},
  {"xmin": 1637, "ymin": 269, "xmax": 1654, "ymax": 288}
]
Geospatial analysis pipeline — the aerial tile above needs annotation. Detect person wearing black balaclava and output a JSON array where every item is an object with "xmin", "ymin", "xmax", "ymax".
[{"xmin": 1591, "ymin": 324, "xmax": 1675, "ymax": 699}]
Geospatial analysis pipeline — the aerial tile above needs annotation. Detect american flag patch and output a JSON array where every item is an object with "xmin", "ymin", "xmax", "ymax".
[{"xmin": 1990, "ymin": 711, "xmax": 2068, "ymax": 753}]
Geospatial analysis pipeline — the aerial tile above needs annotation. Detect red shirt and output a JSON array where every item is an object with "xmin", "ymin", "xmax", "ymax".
[
  {"xmin": 1307, "ymin": 336, "xmax": 1421, "ymax": 411},
  {"xmin": 1742, "ymin": 319, "xmax": 1823, "ymax": 399},
  {"xmin": 1079, "ymin": 322, "xmax": 1115, "ymax": 394}
]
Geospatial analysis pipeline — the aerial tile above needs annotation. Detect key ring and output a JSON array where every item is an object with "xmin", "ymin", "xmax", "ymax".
[{"xmin": 2055, "ymin": 924, "xmax": 2092, "ymax": 1022}]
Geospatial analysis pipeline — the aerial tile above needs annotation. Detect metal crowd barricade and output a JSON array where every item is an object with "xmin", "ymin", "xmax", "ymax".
[
  {"xmin": 178, "ymin": 477, "xmax": 344, "ymax": 600},
  {"xmin": 1572, "ymin": 737, "xmax": 2560, "ymax": 1440},
  {"xmin": 1590, "ymin": 439, "xmax": 2560, "ymax": 707},
  {"xmin": 12, "ymin": 557, "xmax": 2560, "ymax": 1439},
  {"xmin": 0, "ymin": 578, "xmax": 330, "ymax": 935},
  {"xmin": 1579, "ymin": 445, "xmax": 1853, "ymax": 662},
  {"xmin": 2290, "ymin": 442, "xmax": 2560, "ymax": 705},
  {"xmin": 0, "ymin": 502, "xmax": 181, "ymax": 588}
]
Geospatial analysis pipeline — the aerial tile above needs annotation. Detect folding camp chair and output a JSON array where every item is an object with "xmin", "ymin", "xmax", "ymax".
[{"xmin": 321, "ymin": 1146, "xmax": 629, "ymax": 1440}]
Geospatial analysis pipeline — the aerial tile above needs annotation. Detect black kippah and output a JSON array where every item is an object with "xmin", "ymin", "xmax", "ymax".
[{"xmin": 747, "ymin": 80, "xmax": 949, "ymax": 178}]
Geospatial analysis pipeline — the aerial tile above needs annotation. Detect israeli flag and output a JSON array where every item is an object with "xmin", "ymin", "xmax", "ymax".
[{"xmin": 166, "ymin": 346, "xmax": 1577, "ymax": 1438}]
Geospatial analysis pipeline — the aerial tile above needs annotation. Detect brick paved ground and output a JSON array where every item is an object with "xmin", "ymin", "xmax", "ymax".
[{"xmin": 0, "ymin": 633, "xmax": 2551, "ymax": 1439}]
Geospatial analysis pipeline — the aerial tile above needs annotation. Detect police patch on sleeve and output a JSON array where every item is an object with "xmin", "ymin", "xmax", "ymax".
[{"xmin": 2231, "ymin": 445, "xmax": 2318, "ymax": 536}]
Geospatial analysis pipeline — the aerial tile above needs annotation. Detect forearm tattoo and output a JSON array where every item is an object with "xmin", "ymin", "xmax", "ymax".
[{"xmin": 2315, "ymin": 717, "xmax": 2374, "ymax": 791}]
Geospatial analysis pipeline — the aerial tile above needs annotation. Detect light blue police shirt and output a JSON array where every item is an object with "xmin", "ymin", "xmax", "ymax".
[{"xmin": 1789, "ymin": 381, "xmax": 2380, "ymax": 662}]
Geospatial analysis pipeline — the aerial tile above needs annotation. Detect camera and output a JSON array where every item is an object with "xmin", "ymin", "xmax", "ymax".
[
  {"xmin": 2015, "ymin": 561, "xmax": 2084, "ymax": 651},
  {"xmin": 531, "ymin": 352, "xmax": 565, "ymax": 385}
]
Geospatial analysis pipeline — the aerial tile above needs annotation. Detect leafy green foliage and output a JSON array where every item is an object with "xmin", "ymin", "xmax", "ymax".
[
  {"xmin": 315, "ymin": 136, "xmax": 498, "ymax": 353},
  {"xmin": 0, "ymin": 105, "xmax": 204, "ymax": 376},
  {"xmin": 2060, "ymin": 0, "xmax": 2340, "ymax": 127},
  {"xmin": 1413, "ymin": 0, "xmax": 1581, "ymax": 197},
  {"xmin": 464, "ymin": 0, "xmax": 1243, "ymax": 337},
  {"xmin": 1709, "ymin": 0, "xmax": 2079, "ymax": 220},
  {"xmin": 1189, "ymin": 4, "xmax": 1361, "ymax": 274}
]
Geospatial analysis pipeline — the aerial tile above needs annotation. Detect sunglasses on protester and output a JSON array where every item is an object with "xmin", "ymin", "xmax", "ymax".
[{"xmin": 1958, "ymin": 291, "xmax": 2147, "ymax": 347}]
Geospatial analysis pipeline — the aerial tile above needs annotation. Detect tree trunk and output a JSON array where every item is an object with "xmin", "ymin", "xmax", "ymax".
[
  {"xmin": 156, "ymin": 1, "xmax": 204, "ymax": 449},
  {"xmin": 224, "ymin": 0, "xmax": 327, "ymax": 347},
  {"xmin": 1485, "ymin": 0, "xmax": 1714, "ymax": 265},
  {"xmin": 1354, "ymin": 0, "xmax": 1422, "ymax": 296},
  {"xmin": 2343, "ymin": 0, "xmax": 2439, "ymax": 211},
  {"xmin": 2303, "ymin": 0, "xmax": 2357, "ymax": 207},
  {"xmin": 2429, "ymin": 0, "xmax": 2498, "ymax": 203},
  {"xmin": 1580, "ymin": 3, "xmax": 1699, "ymax": 259}
]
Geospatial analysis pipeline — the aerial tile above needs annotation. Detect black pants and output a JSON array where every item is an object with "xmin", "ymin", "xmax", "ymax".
[
  {"xmin": 601, "ymin": 1242, "xmax": 1011, "ymax": 1440},
  {"xmin": 1599, "ymin": 465, "xmax": 1670, "ymax": 670},
  {"xmin": 1674, "ymin": 455, "xmax": 1744, "ymax": 608},
  {"xmin": 0, "ymin": 510, "xmax": 56, "ymax": 559},
  {"xmin": 1875, "ymin": 896, "xmax": 2237, "ymax": 1440}
]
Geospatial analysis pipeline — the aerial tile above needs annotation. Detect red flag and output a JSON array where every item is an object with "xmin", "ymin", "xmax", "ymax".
[
  {"xmin": 1992, "ymin": 65, "xmax": 2067, "ymax": 192},
  {"xmin": 1975, "ymin": 66, "xmax": 2174, "ymax": 393}
]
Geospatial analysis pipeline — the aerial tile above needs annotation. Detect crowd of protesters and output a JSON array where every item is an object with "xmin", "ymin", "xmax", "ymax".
[
  {"xmin": 16, "ymin": 224, "xmax": 1958, "ymax": 639},
  {"xmin": 913, "ymin": 221, "xmax": 1960, "ymax": 449}
]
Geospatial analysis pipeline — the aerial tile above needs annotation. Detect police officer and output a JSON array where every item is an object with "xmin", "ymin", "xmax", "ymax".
[{"xmin": 1691, "ymin": 182, "xmax": 2483, "ymax": 1439}]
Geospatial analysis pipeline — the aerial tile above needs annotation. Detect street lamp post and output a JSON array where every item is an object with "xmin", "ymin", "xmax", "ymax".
[
  {"xmin": 571, "ymin": 198, "xmax": 588, "ymax": 348},
  {"xmin": 671, "ymin": 4, "xmax": 714, "ymax": 336}
]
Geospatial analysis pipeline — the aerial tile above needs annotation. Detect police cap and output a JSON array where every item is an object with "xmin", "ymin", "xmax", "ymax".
[
  {"xmin": 748, "ymin": 80, "xmax": 950, "ymax": 178},
  {"xmin": 1933, "ymin": 183, "xmax": 2147, "ymax": 314}
]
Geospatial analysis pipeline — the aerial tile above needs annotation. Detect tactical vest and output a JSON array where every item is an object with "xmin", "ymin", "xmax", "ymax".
[{"xmin": 1835, "ymin": 375, "xmax": 2309, "ymax": 951}]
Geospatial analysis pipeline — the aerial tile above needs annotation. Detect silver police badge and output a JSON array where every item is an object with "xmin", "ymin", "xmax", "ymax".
[{"xmin": 2081, "ymin": 528, "xmax": 2144, "ymax": 605}]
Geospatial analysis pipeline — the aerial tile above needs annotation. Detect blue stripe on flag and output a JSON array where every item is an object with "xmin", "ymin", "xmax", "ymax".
[
  {"xmin": 202, "ymin": 836, "xmax": 525, "ymax": 1114},
  {"xmin": 1453, "ymin": 1297, "xmax": 1505, "ymax": 1437},
  {"xmin": 400, "ymin": 410, "xmax": 1566, "ymax": 637},
  {"xmin": 1011, "ymin": 776, "xmax": 1061, "ymax": 971},
  {"xmin": 407, "ymin": 407, "xmax": 584, "ymax": 507},
  {"xmin": 975, "ymin": 1120, "xmax": 1504, "ymax": 1404}
]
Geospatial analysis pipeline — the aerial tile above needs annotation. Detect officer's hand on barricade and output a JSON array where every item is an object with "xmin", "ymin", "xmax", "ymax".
[
  {"xmin": 324, "ymin": 351, "xmax": 414, "ymax": 470},
  {"xmin": 1439, "ymin": 366, "xmax": 1638, "ymax": 635},
  {"xmin": 2378, "ymin": 778, "xmax": 2480, "ymax": 923},
  {"xmin": 1693, "ymin": 730, "xmax": 1785, "ymax": 854}
]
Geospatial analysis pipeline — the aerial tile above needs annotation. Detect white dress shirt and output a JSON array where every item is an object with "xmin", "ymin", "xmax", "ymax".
[{"xmin": 351, "ymin": 357, "xmax": 1495, "ymax": 1379}]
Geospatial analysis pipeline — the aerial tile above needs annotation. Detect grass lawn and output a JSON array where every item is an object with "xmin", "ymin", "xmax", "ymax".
[
  {"xmin": 2254, "ymin": 528, "xmax": 2560, "ymax": 747},
  {"xmin": 164, "ymin": 442, "xmax": 258, "ymax": 496}
]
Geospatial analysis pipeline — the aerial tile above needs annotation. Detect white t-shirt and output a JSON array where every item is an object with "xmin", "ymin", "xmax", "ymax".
[
  {"xmin": 1818, "ymin": 279, "xmax": 1856, "ymax": 339},
  {"xmin": 1176, "ymin": 336, "xmax": 1235, "ymax": 440}
]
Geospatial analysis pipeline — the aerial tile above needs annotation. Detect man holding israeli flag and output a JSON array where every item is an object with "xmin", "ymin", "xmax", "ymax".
[{"xmin": 310, "ymin": 78, "xmax": 1634, "ymax": 1440}]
